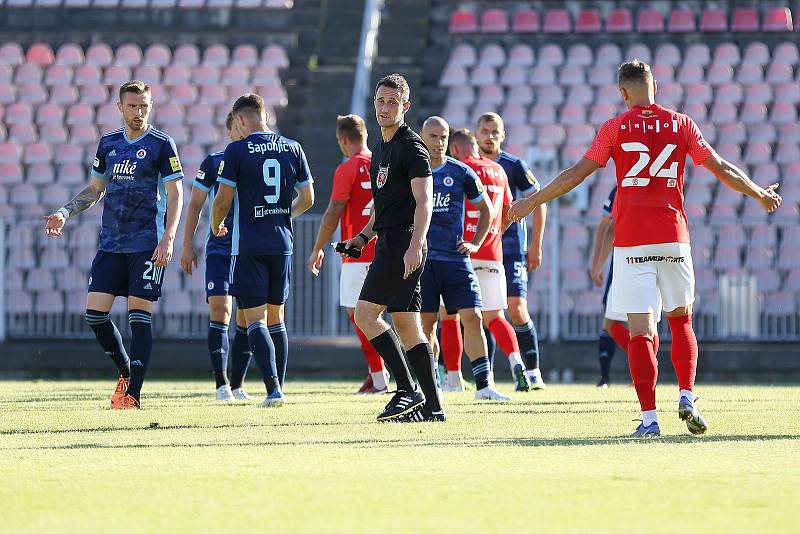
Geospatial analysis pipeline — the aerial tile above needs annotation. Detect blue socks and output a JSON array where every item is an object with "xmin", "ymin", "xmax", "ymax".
[
  {"xmin": 514, "ymin": 319, "xmax": 540, "ymax": 370},
  {"xmin": 208, "ymin": 321, "xmax": 229, "ymax": 388},
  {"xmin": 470, "ymin": 356, "xmax": 491, "ymax": 390},
  {"xmin": 598, "ymin": 330, "xmax": 616, "ymax": 383},
  {"xmin": 126, "ymin": 310, "xmax": 153, "ymax": 400},
  {"xmin": 247, "ymin": 322, "xmax": 280, "ymax": 395},
  {"xmin": 85, "ymin": 309, "xmax": 130, "ymax": 378},
  {"xmin": 268, "ymin": 323, "xmax": 288, "ymax": 387},
  {"xmin": 229, "ymin": 325, "xmax": 252, "ymax": 390},
  {"xmin": 483, "ymin": 324, "xmax": 496, "ymax": 369}
]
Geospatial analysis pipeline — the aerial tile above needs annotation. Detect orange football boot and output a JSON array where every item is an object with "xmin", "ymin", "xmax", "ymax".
[
  {"xmin": 112, "ymin": 394, "xmax": 140, "ymax": 410},
  {"xmin": 110, "ymin": 376, "xmax": 130, "ymax": 408}
]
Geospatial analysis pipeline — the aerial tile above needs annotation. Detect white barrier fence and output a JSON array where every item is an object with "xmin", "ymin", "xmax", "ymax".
[{"xmin": 2, "ymin": 214, "xmax": 799, "ymax": 341}]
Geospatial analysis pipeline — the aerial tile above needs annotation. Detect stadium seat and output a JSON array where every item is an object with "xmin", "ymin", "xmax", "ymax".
[
  {"xmin": 193, "ymin": 65, "xmax": 221, "ymax": 86},
  {"xmin": 55, "ymin": 43, "xmax": 84, "ymax": 67},
  {"xmin": 774, "ymin": 143, "xmax": 800, "ymax": 166},
  {"xmin": 565, "ymin": 43, "xmax": 593, "ymax": 67},
  {"xmin": 683, "ymin": 43, "xmax": 711, "ymax": 67},
  {"xmin": 449, "ymin": 10, "xmax": 478, "ymax": 34},
  {"xmin": 0, "ymin": 65, "xmax": 11, "ymax": 84},
  {"xmin": 537, "ymin": 44, "xmax": 564, "ymax": 66},
  {"xmin": 231, "ymin": 44, "xmax": 258, "ymax": 67},
  {"xmin": 716, "ymin": 83, "xmax": 743, "ymax": 104},
  {"xmin": 766, "ymin": 63, "xmax": 793, "ymax": 84},
  {"xmin": 714, "ymin": 246, "xmax": 742, "ymax": 270},
  {"xmin": 652, "ymin": 64, "xmax": 674, "ymax": 84},
  {"xmin": 566, "ymin": 85, "xmax": 593, "ymax": 106},
  {"xmin": 657, "ymin": 83, "xmax": 683, "ymax": 107},
  {"xmin": 6, "ymin": 291, "xmax": 33, "ymax": 313},
  {"xmin": 719, "ymin": 122, "xmax": 747, "ymax": 145},
  {"xmin": 496, "ymin": 103, "xmax": 526, "ymax": 128},
  {"xmin": 625, "ymin": 43, "xmax": 652, "ymax": 64},
  {"xmin": 448, "ymin": 43, "xmax": 477, "ymax": 68},
  {"xmin": 637, "ymin": 8, "xmax": 664, "ymax": 32},
  {"xmin": 103, "ymin": 65, "xmax": 132, "ymax": 86},
  {"xmin": 261, "ymin": 45, "xmax": 289, "ymax": 68},
  {"xmin": 773, "ymin": 42, "xmax": 799, "ymax": 65},
  {"xmin": 741, "ymin": 103, "xmax": 767, "ymax": 125},
  {"xmin": 45, "ymin": 64, "xmax": 73, "ymax": 87},
  {"xmin": 559, "ymin": 65, "xmax": 585, "ymax": 86},
  {"xmin": 732, "ymin": 8, "xmax": 759, "ymax": 32},
  {"xmin": 24, "ymin": 142, "xmax": 53, "ymax": 165},
  {"xmin": 14, "ymin": 64, "xmax": 42, "ymax": 85},
  {"xmin": 606, "ymin": 8, "xmax": 633, "ymax": 32},
  {"xmin": 9, "ymin": 124, "xmax": 37, "ymax": 144},
  {"xmin": 42, "ymin": 183, "xmax": 70, "ymax": 208},
  {"xmin": 498, "ymin": 65, "xmax": 526, "ymax": 87},
  {"xmin": 559, "ymin": 104, "xmax": 585, "ymax": 126},
  {"xmin": 745, "ymin": 83, "xmax": 772, "ymax": 105},
  {"xmin": 445, "ymin": 86, "xmax": 474, "ymax": 108},
  {"xmin": 575, "ymin": 8, "xmax": 601, "ymax": 33},
  {"xmin": 707, "ymin": 64, "xmax": 733, "ymax": 85},
  {"xmin": 507, "ymin": 44, "xmax": 534, "ymax": 67},
  {"xmin": 537, "ymin": 85, "xmax": 564, "ymax": 105},
  {"xmin": 66, "ymin": 103, "xmax": 95, "ymax": 126},
  {"xmin": 27, "ymin": 43, "xmax": 54, "ymax": 67},
  {"xmin": 478, "ymin": 44, "xmax": 505, "ymax": 67},
  {"xmin": 511, "ymin": 8, "xmax": 539, "ymax": 33},
  {"xmin": 85, "ymin": 43, "xmax": 114, "ymax": 67},
  {"xmin": 589, "ymin": 103, "xmax": 616, "ymax": 125},
  {"xmin": 668, "ymin": 8, "xmax": 696, "ymax": 32},
  {"xmin": 779, "ymin": 123, "xmax": 800, "ymax": 143},
  {"xmin": 0, "ymin": 142, "xmax": 23, "ymax": 165},
  {"xmin": 528, "ymin": 65, "xmax": 555, "ymax": 87},
  {"xmin": 587, "ymin": 65, "xmax": 614, "ymax": 86},
  {"xmin": 654, "ymin": 43, "xmax": 681, "ymax": 67},
  {"xmin": 50, "ymin": 86, "xmax": 79, "ymax": 105},
  {"xmin": 0, "ymin": 163, "xmax": 23, "ymax": 186},
  {"xmin": 203, "ymin": 44, "xmax": 230, "ymax": 66},
  {"xmin": 18, "ymin": 84, "xmax": 48, "ymax": 105},
  {"xmin": 595, "ymin": 43, "xmax": 622, "ymax": 66},
  {"xmin": 506, "ymin": 85, "xmax": 532, "ymax": 106},
  {"xmin": 470, "ymin": 65, "xmax": 496, "ymax": 87},
  {"xmin": 770, "ymin": 102, "xmax": 798, "ymax": 125},
  {"xmin": 676, "ymin": 64, "xmax": 703, "ymax": 85},
  {"xmin": 6, "ymin": 102, "xmax": 32, "ymax": 125},
  {"xmin": 543, "ymin": 9, "xmax": 571, "ymax": 33},
  {"xmin": 763, "ymin": 8, "xmax": 793, "ymax": 31},
  {"xmin": 74, "ymin": 64, "xmax": 101, "ymax": 86},
  {"xmin": 35, "ymin": 103, "xmax": 65, "ymax": 126},
  {"xmin": 742, "ymin": 42, "xmax": 770, "ymax": 66},
  {"xmin": 480, "ymin": 9, "xmax": 508, "ymax": 33},
  {"xmin": 115, "ymin": 43, "xmax": 143, "ymax": 66},
  {"xmin": 0, "ymin": 82, "xmax": 15, "ymax": 104},
  {"xmin": 0, "ymin": 43, "xmax": 24, "ymax": 66},
  {"xmin": 529, "ymin": 103, "xmax": 556, "ymax": 126},
  {"xmin": 713, "ymin": 43, "xmax": 741, "ymax": 65},
  {"xmin": 737, "ymin": 64, "xmax": 763, "ymax": 85},
  {"xmin": 699, "ymin": 8, "xmax": 727, "ymax": 32},
  {"xmin": 57, "ymin": 162, "xmax": 86, "ymax": 184}
]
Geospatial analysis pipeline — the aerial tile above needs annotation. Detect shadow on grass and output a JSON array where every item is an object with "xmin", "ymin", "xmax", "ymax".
[{"xmin": 5, "ymin": 433, "xmax": 798, "ymax": 452}]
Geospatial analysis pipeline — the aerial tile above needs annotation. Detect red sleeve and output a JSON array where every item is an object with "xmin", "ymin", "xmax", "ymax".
[
  {"xmin": 685, "ymin": 117, "xmax": 713, "ymax": 165},
  {"xmin": 583, "ymin": 118, "xmax": 618, "ymax": 167},
  {"xmin": 330, "ymin": 161, "xmax": 352, "ymax": 202}
]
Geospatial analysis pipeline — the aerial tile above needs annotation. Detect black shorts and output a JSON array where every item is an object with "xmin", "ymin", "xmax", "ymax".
[
  {"xmin": 359, "ymin": 227, "xmax": 426, "ymax": 313},
  {"xmin": 88, "ymin": 250, "xmax": 163, "ymax": 302}
]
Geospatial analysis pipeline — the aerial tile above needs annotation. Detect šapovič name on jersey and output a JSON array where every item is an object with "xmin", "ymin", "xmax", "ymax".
[{"xmin": 248, "ymin": 139, "xmax": 289, "ymax": 154}]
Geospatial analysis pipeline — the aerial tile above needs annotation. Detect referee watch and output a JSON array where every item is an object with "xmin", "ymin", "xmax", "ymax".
[{"xmin": 356, "ymin": 232, "xmax": 370, "ymax": 247}]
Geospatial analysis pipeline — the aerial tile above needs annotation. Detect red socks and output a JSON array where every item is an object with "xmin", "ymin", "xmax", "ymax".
[
  {"xmin": 488, "ymin": 317, "xmax": 520, "ymax": 357},
  {"xmin": 609, "ymin": 322, "xmax": 631, "ymax": 351},
  {"xmin": 627, "ymin": 335, "xmax": 658, "ymax": 411},
  {"xmin": 440, "ymin": 319, "xmax": 463, "ymax": 371},
  {"xmin": 667, "ymin": 314, "xmax": 698, "ymax": 391},
  {"xmin": 350, "ymin": 315, "xmax": 384, "ymax": 373}
]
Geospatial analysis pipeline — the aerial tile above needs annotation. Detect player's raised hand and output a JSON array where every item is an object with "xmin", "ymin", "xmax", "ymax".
[
  {"xmin": 456, "ymin": 239, "xmax": 478, "ymax": 255},
  {"xmin": 152, "ymin": 236, "xmax": 174, "ymax": 268},
  {"xmin": 308, "ymin": 248, "xmax": 324, "ymax": 277},
  {"xmin": 42, "ymin": 212, "xmax": 67, "ymax": 237},
  {"xmin": 758, "ymin": 183, "xmax": 781, "ymax": 213},
  {"xmin": 403, "ymin": 241, "xmax": 424, "ymax": 279},
  {"xmin": 180, "ymin": 246, "xmax": 198, "ymax": 275}
]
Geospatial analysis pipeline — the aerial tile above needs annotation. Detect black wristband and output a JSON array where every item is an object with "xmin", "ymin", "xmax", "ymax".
[{"xmin": 357, "ymin": 232, "xmax": 370, "ymax": 245}]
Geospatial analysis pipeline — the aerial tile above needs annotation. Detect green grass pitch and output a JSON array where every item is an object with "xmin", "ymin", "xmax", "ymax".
[{"xmin": 1, "ymin": 380, "xmax": 798, "ymax": 532}]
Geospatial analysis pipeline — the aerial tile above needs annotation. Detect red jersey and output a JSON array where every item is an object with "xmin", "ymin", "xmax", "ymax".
[
  {"xmin": 462, "ymin": 156, "xmax": 512, "ymax": 262},
  {"xmin": 584, "ymin": 104, "xmax": 712, "ymax": 247},
  {"xmin": 331, "ymin": 151, "xmax": 375, "ymax": 263}
]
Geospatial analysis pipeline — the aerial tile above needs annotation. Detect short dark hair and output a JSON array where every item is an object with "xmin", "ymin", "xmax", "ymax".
[
  {"xmin": 225, "ymin": 111, "xmax": 234, "ymax": 131},
  {"xmin": 618, "ymin": 60, "xmax": 653, "ymax": 86},
  {"xmin": 119, "ymin": 80, "xmax": 150, "ymax": 102},
  {"xmin": 375, "ymin": 73, "xmax": 410, "ymax": 102},
  {"xmin": 449, "ymin": 128, "xmax": 475, "ymax": 147},
  {"xmin": 336, "ymin": 114, "xmax": 367, "ymax": 142},
  {"xmin": 476, "ymin": 112, "xmax": 504, "ymax": 131},
  {"xmin": 232, "ymin": 93, "xmax": 266, "ymax": 117}
]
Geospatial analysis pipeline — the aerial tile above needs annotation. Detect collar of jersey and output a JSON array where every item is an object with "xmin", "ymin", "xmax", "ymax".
[
  {"xmin": 123, "ymin": 125, "xmax": 152, "ymax": 145},
  {"xmin": 249, "ymin": 131, "xmax": 273, "ymax": 136},
  {"xmin": 431, "ymin": 158, "xmax": 451, "ymax": 173}
]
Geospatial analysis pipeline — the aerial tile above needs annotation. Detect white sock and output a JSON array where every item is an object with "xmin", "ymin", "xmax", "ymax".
[
  {"xmin": 371, "ymin": 371, "xmax": 387, "ymax": 390},
  {"xmin": 446, "ymin": 370, "xmax": 462, "ymax": 385},
  {"xmin": 507, "ymin": 352, "xmax": 524, "ymax": 368},
  {"xmin": 680, "ymin": 389, "xmax": 693, "ymax": 402},
  {"xmin": 642, "ymin": 409, "xmax": 658, "ymax": 426},
  {"xmin": 526, "ymin": 368, "xmax": 541, "ymax": 379}
]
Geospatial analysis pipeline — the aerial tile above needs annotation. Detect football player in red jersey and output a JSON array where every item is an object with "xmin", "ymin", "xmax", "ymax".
[
  {"xmin": 308, "ymin": 114, "xmax": 388, "ymax": 394},
  {"xmin": 509, "ymin": 60, "xmax": 781, "ymax": 437}
]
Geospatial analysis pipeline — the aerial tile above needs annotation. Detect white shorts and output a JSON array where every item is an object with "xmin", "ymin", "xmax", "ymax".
[
  {"xmin": 605, "ymin": 279, "xmax": 663, "ymax": 322},
  {"xmin": 611, "ymin": 242, "xmax": 694, "ymax": 315},
  {"xmin": 340, "ymin": 262, "xmax": 370, "ymax": 309},
  {"xmin": 471, "ymin": 259, "xmax": 507, "ymax": 311}
]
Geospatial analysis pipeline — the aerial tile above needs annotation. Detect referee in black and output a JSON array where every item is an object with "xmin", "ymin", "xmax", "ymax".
[{"xmin": 342, "ymin": 74, "xmax": 444, "ymax": 422}]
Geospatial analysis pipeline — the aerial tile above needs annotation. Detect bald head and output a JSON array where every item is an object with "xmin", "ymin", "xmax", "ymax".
[{"xmin": 421, "ymin": 116, "xmax": 450, "ymax": 165}]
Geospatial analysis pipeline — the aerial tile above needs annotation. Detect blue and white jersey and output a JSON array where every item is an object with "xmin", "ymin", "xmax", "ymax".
[
  {"xmin": 91, "ymin": 126, "xmax": 183, "ymax": 253},
  {"xmin": 427, "ymin": 156, "xmax": 485, "ymax": 262},
  {"xmin": 497, "ymin": 150, "xmax": 540, "ymax": 259},
  {"xmin": 217, "ymin": 131, "xmax": 313, "ymax": 256},
  {"xmin": 193, "ymin": 151, "xmax": 233, "ymax": 256},
  {"xmin": 602, "ymin": 186, "xmax": 617, "ymax": 217}
]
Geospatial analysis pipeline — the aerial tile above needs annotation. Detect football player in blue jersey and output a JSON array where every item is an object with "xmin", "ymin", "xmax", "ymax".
[
  {"xmin": 42, "ymin": 80, "xmax": 184, "ymax": 409},
  {"xmin": 475, "ymin": 112, "xmax": 547, "ymax": 389},
  {"xmin": 181, "ymin": 112, "xmax": 254, "ymax": 402},
  {"xmin": 211, "ymin": 93, "xmax": 315, "ymax": 408},
  {"xmin": 418, "ymin": 117, "xmax": 509, "ymax": 401}
]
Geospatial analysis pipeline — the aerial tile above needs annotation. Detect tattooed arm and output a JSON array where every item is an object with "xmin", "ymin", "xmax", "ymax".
[{"xmin": 42, "ymin": 176, "xmax": 107, "ymax": 237}]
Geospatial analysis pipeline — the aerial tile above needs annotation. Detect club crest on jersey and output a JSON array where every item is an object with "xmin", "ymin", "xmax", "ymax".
[
  {"xmin": 207, "ymin": 281, "xmax": 214, "ymax": 290},
  {"xmin": 443, "ymin": 176, "xmax": 454, "ymax": 187},
  {"xmin": 376, "ymin": 165, "xmax": 389, "ymax": 189},
  {"xmin": 136, "ymin": 148, "xmax": 147, "ymax": 159}
]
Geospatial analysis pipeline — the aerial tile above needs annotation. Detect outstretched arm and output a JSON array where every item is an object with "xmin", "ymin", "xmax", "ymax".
[
  {"xmin": 702, "ymin": 150, "xmax": 781, "ymax": 212},
  {"xmin": 42, "ymin": 176, "xmax": 107, "ymax": 237}
]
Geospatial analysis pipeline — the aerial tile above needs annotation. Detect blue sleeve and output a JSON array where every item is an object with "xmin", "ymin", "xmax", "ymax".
[
  {"xmin": 217, "ymin": 142, "xmax": 238, "ymax": 188},
  {"xmin": 294, "ymin": 143, "xmax": 313, "ymax": 190},
  {"xmin": 192, "ymin": 156, "xmax": 216, "ymax": 193},
  {"xmin": 602, "ymin": 187, "xmax": 616, "ymax": 216},
  {"xmin": 91, "ymin": 138, "xmax": 108, "ymax": 180},
  {"xmin": 515, "ymin": 158, "xmax": 540, "ymax": 195},
  {"xmin": 463, "ymin": 166, "xmax": 485, "ymax": 202},
  {"xmin": 159, "ymin": 136, "xmax": 184, "ymax": 182}
]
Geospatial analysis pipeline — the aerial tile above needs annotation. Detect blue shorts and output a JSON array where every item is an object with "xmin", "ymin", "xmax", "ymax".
[
  {"xmin": 602, "ymin": 258, "xmax": 614, "ymax": 306},
  {"xmin": 229, "ymin": 254, "xmax": 291, "ymax": 309},
  {"xmin": 88, "ymin": 250, "xmax": 163, "ymax": 302},
  {"xmin": 205, "ymin": 254, "xmax": 231, "ymax": 300},
  {"xmin": 503, "ymin": 255, "xmax": 528, "ymax": 299},
  {"xmin": 420, "ymin": 259, "xmax": 482, "ymax": 314}
]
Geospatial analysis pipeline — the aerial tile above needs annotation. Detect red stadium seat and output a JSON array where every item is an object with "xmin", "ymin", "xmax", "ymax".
[
  {"xmin": 193, "ymin": 65, "xmax": 221, "ymax": 86},
  {"xmin": 449, "ymin": 10, "xmax": 478, "ymax": 34},
  {"xmin": 439, "ymin": 64, "xmax": 467, "ymax": 88},
  {"xmin": 606, "ymin": 8, "xmax": 632, "ymax": 33},
  {"xmin": 559, "ymin": 65, "xmax": 585, "ymax": 87},
  {"xmin": 559, "ymin": 104, "xmax": 585, "ymax": 126},
  {"xmin": 498, "ymin": 65, "xmax": 526, "ymax": 87},
  {"xmin": 766, "ymin": 63, "xmax": 793, "ymax": 84},
  {"xmin": 743, "ymin": 141, "xmax": 771, "ymax": 164},
  {"xmin": 155, "ymin": 105, "xmax": 184, "ymax": 126},
  {"xmin": 566, "ymin": 43, "xmax": 593, "ymax": 67},
  {"xmin": 114, "ymin": 43, "xmax": 143, "ymax": 66},
  {"xmin": 163, "ymin": 65, "xmax": 190, "ymax": 86},
  {"xmin": 773, "ymin": 42, "xmax": 799, "ymax": 65},
  {"xmin": 55, "ymin": 43, "xmax": 84, "ymax": 67},
  {"xmin": 596, "ymin": 84, "xmax": 619, "ymax": 104},
  {"xmin": 637, "ymin": 8, "xmax": 664, "ymax": 33},
  {"xmin": 5, "ymin": 102, "xmax": 32, "ymax": 125},
  {"xmin": 203, "ymin": 44, "xmax": 230, "ymax": 66},
  {"xmin": 36, "ymin": 103, "xmax": 65, "ymax": 126},
  {"xmin": 652, "ymin": 64, "xmax": 674, "ymax": 83},
  {"xmin": 6, "ymin": 291, "xmax": 33, "ymax": 313},
  {"xmin": 537, "ymin": 44, "xmax": 564, "ymax": 66},
  {"xmin": 445, "ymin": 86, "xmax": 474, "ymax": 108},
  {"xmin": 589, "ymin": 103, "xmax": 616, "ymax": 124},
  {"xmin": 657, "ymin": 83, "xmax": 683, "ymax": 107},
  {"xmin": 0, "ymin": 162, "xmax": 23, "ymax": 184},
  {"xmin": 507, "ymin": 85, "xmax": 532, "ymax": 106},
  {"xmin": 566, "ymin": 85, "xmax": 593, "ymax": 105},
  {"xmin": 261, "ymin": 45, "xmax": 289, "ymax": 68},
  {"xmin": 511, "ymin": 8, "xmax": 539, "ymax": 33},
  {"xmin": 715, "ymin": 83, "xmax": 743, "ymax": 104},
  {"xmin": 143, "ymin": 44, "xmax": 171, "ymax": 67},
  {"xmin": 169, "ymin": 84, "xmax": 198, "ymax": 105},
  {"xmin": 700, "ymin": 8, "xmax": 727, "ymax": 32},
  {"xmin": 744, "ymin": 82, "xmax": 772, "ymax": 104},
  {"xmin": 713, "ymin": 43, "xmax": 741, "ymax": 65},
  {"xmin": 748, "ymin": 123, "xmax": 776, "ymax": 143},
  {"xmin": 507, "ymin": 125, "xmax": 535, "ymax": 146},
  {"xmin": 221, "ymin": 65, "xmax": 249, "ymax": 86},
  {"xmin": 774, "ymin": 143, "xmax": 800, "ymax": 166},
  {"xmin": 543, "ymin": 9, "xmax": 571, "ymax": 33},
  {"xmin": 252, "ymin": 65, "xmax": 280, "ymax": 85},
  {"xmin": 684, "ymin": 43, "xmax": 711, "ymax": 66},
  {"xmin": 654, "ymin": 43, "xmax": 681, "ymax": 67},
  {"xmin": 27, "ymin": 43, "xmax": 54, "ymax": 66},
  {"xmin": 706, "ymin": 64, "xmax": 733, "ymax": 86},
  {"xmin": 779, "ymin": 123, "xmax": 800, "ymax": 144},
  {"xmin": 732, "ymin": 8, "xmax": 759, "ymax": 32},
  {"xmin": 595, "ymin": 43, "xmax": 621, "ymax": 66},
  {"xmin": 770, "ymin": 102, "xmax": 798, "ymax": 125},
  {"xmin": 9, "ymin": 124, "xmax": 38, "ymax": 144},
  {"xmin": 475, "ymin": 84, "xmax": 503, "ymax": 108},
  {"xmin": 73, "ymin": 64, "xmax": 101, "ymax": 86},
  {"xmin": 564, "ymin": 124, "xmax": 594, "ymax": 146},
  {"xmin": 507, "ymin": 44, "xmax": 534, "ymax": 67},
  {"xmin": 57, "ymin": 161, "xmax": 86, "ymax": 184},
  {"xmin": 478, "ymin": 44, "xmax": 505, "ymax": 67},
  {"xmin": 763, "ymin": 8, "xmax": 793, "ymax": 31},
  {"xmin": 528, "ymin": 65, "xmax": 555, "ymax": 87},
  {"xmin": 480, "ymin": 9, "xmax": 508, "ymax": 33},
  {"xmin": 0, "ymin": 64, "xmax": 11, "ymax": 84},
  {"xmin": 719, "ymin": 123, "xmax": 746, "ymax": 145},
  {"xmin": 132, "ymin": 65, "xmax": 160, "ymax": 85},
  {"xmin": 448, "ymin": 43, "xmax": 477, "ymax": 67},
  {"xmin": 173, "ymin": 44, "xmax": 200, "ymax": 66},
  {"xmin": 676, "ymin": 64, "xmax": 703, "ymax": 85},
  {"xmin": 45, "ymin": 64, "xmax": 73, "ymax": 87},
  {"xmin": 50, "ymin": 85, "xmax": 78, "ymax": 105},
  {"xmin": 18, "ymin": 84, "xmax": 48, "ymax": 105},
  {"xmin": 529, "ymin": 103, "xmax": 556, "ymax": 126},
  {"xmin": 683, "ymin": 102, "xmax": 708, "ymax": 122},
  {"xmin": 70, "ymin": 124, "xmax": 98, "ymax": 144},
  {"xmin": 588, "ymin": 65, "xmax": 614, "ymax": 86},
  {"xmin": 103, "ymin": 65, "xmax": 131, "ymax": 86},
  {"xmin": 0, "ymin": 43, "xmax": 24, "ymax": 66},
  {"xmin": 625, "ymin": 43, "xmax": 652, "ymax": 64},
  {"xmin": 775, "ymin": 82, "xmax": 800, "ymax": 104},
  {"xmin": 230, "ymin": 44, "xmax": 258, "ymax": 67},
  {"xmin": 668, "ymin": 8, "xmax": 696, "ymax": 32},
  {"xmin": 538, "ymin": 124, "xmax": 565, "ymax": 146},
  {"xmin": 470, "ymin": 65, "xmax": 496, "ymax": 87},
  {"xmin": 575, "ymin": 8, "xmax": 601, "ymax": 33},
  {"xmin": 536, "ymin": 85, "xmax": 564, "ymax": 105},
  {"xmin": 684, "ymin": 83, "xmax": 712, "ymax": 105},
  {"xmin": 742, "ymin": 42, "xmax": 770, "ymax": 66},
  {"xmin": 14, "ymin": 63, "xmax": 42, "ymax": 85},
  {"xmin": 86, "ymin": 43, "xmax": 114, "ymax": 67}
]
